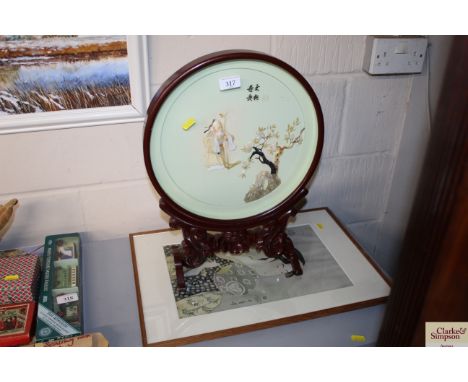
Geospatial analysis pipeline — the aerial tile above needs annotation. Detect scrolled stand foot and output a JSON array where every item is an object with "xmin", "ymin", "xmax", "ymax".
[
  {"xmin": 260, "ymin": 211, "xmax": 305, "ymax": 279},
  {"xmin": 172, "ymin": 247, "xmax": 186, "ymax": 288},
  {"xmin": 173, "ymin": 224, "xmax": 213, "ymax": 289},
  {"xmin": 285, "ymin": 247, "xmax": 304, "ymax": 278}
]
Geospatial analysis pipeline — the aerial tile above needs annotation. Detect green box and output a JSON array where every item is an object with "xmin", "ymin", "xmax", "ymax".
[{"xmin": 35, "ymin": 233, "xmax": 83, "ymax": 343}]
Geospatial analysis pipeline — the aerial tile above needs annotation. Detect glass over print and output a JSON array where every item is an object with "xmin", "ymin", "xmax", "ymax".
[{"xmin": 164, "ymin": 224, "xmax": 353, "ymax": 319}]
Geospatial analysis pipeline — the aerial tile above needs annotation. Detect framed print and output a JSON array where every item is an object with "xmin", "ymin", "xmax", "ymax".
[
  {"xmin": 0, "ymin": 35, "xmax": 150, "ymax": 134},
  {"xmin": 130, "ymin": 208, "xmax": 391, "ymax": 346}
]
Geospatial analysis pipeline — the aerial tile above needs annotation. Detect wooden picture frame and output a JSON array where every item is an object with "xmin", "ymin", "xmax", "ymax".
[{"xmin": 130, "ymin": 208, "xmax": 391, "ymax": 346}]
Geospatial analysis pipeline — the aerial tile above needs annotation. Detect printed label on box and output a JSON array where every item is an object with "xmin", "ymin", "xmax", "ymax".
[
  {"xmin": 37, "ymin": 304, "xmax": 80, "ymax": 336},
  {"xmin": 56, "ymin": 293, "xmax": 79, "ymax": 305}
]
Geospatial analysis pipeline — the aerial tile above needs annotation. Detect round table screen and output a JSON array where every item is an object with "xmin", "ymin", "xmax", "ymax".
[{"xmin": 148, "ymin": 57, "xmax": 321, "ymax": 220}]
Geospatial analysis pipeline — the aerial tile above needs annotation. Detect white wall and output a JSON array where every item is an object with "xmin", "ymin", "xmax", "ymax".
[
  {"xmin": 0, "ymin": 36, "xmax": 450, "ymax": 276},
  {"xmin": 373, "ymin": 36, "xmax": 453, "ymax": 275}
]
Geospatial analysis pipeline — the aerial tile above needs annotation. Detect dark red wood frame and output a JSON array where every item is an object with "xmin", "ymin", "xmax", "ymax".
[{"xmin": 143, "ymin": 50, "xmax": 324, "ymax": 287}]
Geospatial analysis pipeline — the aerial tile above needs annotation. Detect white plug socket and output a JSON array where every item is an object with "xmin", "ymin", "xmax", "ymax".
[{"xmin": 363, "ymin": 36, "xmax": 428, "ymax": 75}]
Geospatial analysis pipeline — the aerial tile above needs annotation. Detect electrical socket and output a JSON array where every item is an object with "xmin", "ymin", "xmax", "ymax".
[{"xmin": 363, "ymin": 36, "xmax": 428, "ymax": 75}]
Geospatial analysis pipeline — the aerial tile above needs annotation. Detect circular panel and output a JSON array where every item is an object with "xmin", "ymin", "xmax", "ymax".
[{"xmin": 145, "ymin": 52, "xmax": 323, "ymax": 221}]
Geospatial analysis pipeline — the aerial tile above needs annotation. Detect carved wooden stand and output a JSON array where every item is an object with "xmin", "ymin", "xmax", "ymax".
[{"xmin": 160, "ymin": 198, "xmax": 305, "ymax": 289}]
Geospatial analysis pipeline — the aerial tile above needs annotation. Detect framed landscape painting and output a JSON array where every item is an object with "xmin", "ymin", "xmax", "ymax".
[{"xmin": 0, "ymin": 35, "xmax": 150, "ymax": 134}]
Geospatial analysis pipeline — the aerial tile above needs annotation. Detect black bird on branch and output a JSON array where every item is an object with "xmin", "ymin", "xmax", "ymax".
[{"xmin": 250, "ymin": 146, "xmax": 277, "ymax": 175}]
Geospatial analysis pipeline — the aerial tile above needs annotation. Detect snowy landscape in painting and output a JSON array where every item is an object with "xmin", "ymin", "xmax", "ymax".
[{"xmin": 0, "ymin": 35, "xmax": 130, "ymax": 115}]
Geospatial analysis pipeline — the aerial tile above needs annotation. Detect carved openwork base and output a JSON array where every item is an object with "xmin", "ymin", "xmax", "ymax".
[{"xmin": 169, "ymin": 212, "xmax": 304, "ymax": 289}]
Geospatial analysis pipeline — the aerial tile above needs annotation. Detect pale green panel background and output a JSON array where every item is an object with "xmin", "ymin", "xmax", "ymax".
[{"xmin": 150, "ymin": 60, "xmax": 319, "ymax": 220}]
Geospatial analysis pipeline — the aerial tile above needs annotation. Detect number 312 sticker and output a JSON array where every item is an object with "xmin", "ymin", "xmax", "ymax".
[{"xmin": 219, "ymin": 76, "xmax": 241, "ymax": 91}]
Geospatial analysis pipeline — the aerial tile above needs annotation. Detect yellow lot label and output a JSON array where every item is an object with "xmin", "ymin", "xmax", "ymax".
[
  {"xmin": 182, "ymin": 118, "xmax": 196, "ymax": 130},
  {"xmin": 4, "ymin": 274, "xmax": 19, "ymax": 281},
  {"xmin": 351, "ymin": 335, "xmax": 366, "ymax": 342}
]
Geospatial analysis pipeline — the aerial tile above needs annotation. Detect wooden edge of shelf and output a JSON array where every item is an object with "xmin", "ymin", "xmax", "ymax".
[{"xmin": 128, "ymin": 207, "xmax": 391, "ymax": 346}]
